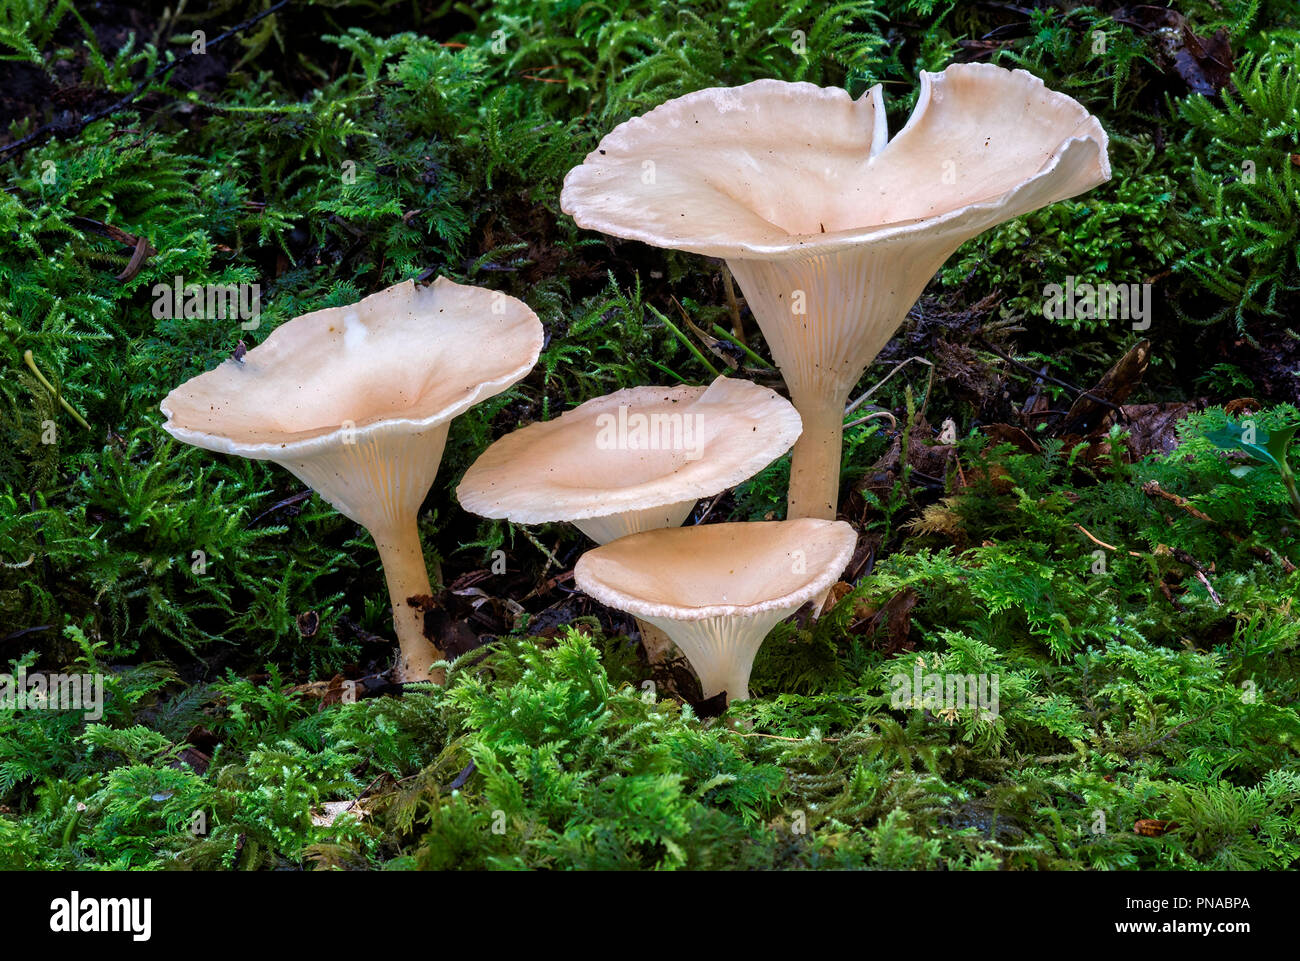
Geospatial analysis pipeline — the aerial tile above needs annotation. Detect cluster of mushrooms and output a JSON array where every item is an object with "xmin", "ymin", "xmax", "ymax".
[{"xmin": 161, "ymin": 64, "xmax": 1109, "ymax": 703}]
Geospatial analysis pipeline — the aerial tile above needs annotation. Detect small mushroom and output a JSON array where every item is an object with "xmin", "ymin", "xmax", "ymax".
[
  {"xmin": 574, "ymin": 519, "xmax": 857, "ymax": 702},
  {"xmin": 456, "ymin": 375, "xmax": 801, "ymax": 660},
  {"xmin": 561, "ymin": 64, "xmax": 1110, "ymax": 519},
  {"xmin": 160, "ymin": 278, "xmax": 543, "ymax": 682}
]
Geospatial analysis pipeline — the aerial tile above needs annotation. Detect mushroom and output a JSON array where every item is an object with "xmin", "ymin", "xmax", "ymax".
[
  {"xmin": 561, "ymin": 64, "xmax": 1110, "ymax": 518},
  {"xmin": 574, "ymin": 519, "xmax": 856, "ymax": 702},
  {"xmin": 456, "ymin": 375, "xmax": 801, "ymax": 659},
  {"xmin": 160, "ymin": 278, "xmax": 543, "ymax": 682}
]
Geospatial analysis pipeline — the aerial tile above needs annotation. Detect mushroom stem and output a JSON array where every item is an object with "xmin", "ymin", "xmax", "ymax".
[
  {"xmin": 785, "ymin": 390, "xmax": 847, "ymax": 521},
  {"xmin": 372, "ymin": 521, "xmax": 444, "ymax": 683},
  {"xmin": 642, "ymin": 611, "xmax": 785, "ymax": 703}
]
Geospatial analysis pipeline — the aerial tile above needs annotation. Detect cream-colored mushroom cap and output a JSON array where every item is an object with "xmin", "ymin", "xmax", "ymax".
[
  {"xmin": 575, "ymin": 519, "xmax": 856, "ymax": 701},
  {"xmin": 560, "ymin": 64, "xmax": 1109, "ymax": 261},
  {"xmin": 575, "ymin": 519, "xmax": 855, "ymax": 619},
  {"xmin": 562, "ymin": 64, "xmax": 1110, "ymax": 521},
  {"xmin": 158, "ymin": 277, "xmax": 542, "ymax": 684},
  {"xmin": 456, "ymin": 375, "xmax": 801, "ymax": 532},
  {"xmin": 160, "ymin": 277, "xmax": 542, "ymax": 460}
]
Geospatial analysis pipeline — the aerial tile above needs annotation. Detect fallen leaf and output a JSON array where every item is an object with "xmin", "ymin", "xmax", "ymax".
[
  {"xmin": 853, "ymin": 588, "xmax": 919, "ymax": 654},
  {"xmin": 1057, "ymin": 340, "xmax": 1151, "ymax": 438}
]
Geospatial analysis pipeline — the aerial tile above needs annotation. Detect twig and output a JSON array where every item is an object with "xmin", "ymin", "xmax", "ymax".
[
  {"xmin": 344, "ymin": 773, "xmax": 386, "ymax": 813},
  {"xmin": 247, "ymin": 489, "xmax": 313, "ymax": 527},
  {"xmin": 694, "ymin": 495, "xmax": 721, "ymax": 526},
  {"xmin": 1127, "ymin": 704, "xmax": 1223, "ymax": 757},
  {"xmin": 845, "ymin": 355, "xmax": 934, "ymax": 416},
  {"xmin": 720, "ymin": 265, "xmax": 745, "ymax": 344},
  {"xmin": 843, "ymin": 409, "xmax": 897, "ymax": 432},
  {"xmin": 1192, "ymin": 569, "xmax": 1222, "ymax": 606},
  {"xmin": 978, "ymin": 340, "xmax": 1125, "ymax": 415},
  {"xmin": 1074, "ymin": 523, "xmax": 1118, "ymax": 551},
  {"xmin": 1140, "ymin": 481, "xmax": 1214, "ymax": 522},
  {"xmin": 521, "ymin": 528, "xmax": 564, "ymax": 574},
  {"xmin": 1140, "ymin": 480, "xmax": 1295, "ymax": 572},
  {"xmin": 2, "ymin": 624, "xmax": 52, "ymax": 643},
  {"xmin": 1073, "ymin": 522, "xmax": 1141, "ymax": 556}
]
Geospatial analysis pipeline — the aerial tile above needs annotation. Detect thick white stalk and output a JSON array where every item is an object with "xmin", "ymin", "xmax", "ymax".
[
  {"xmin": 727, "ymin": 248, "xmax": 944, "ymax": 521},
  {"xmin": 281, "ymin": 422, "xmax": 451, "ymax": 684},
  {"xmin": 373, "ymin": 521, "xmax": 444, "ymax": 683},
  {"xmin": 785, "ymin": 389, "xmax": 848, "ymax": 521}
]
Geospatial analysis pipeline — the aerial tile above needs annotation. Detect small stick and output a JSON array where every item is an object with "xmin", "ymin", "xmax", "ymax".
[
  {"xmin": 521, "ymin": 528, "xmax": 563, "ymax": 573},
  {"xmin": 344, "ymin": 773, "xmax": 386, "ymax": 814},
  {"xmin": 979, "ymin": 341, "xmax": 1125, "ymax": 415},
  {"xmin": 1073, "ymin": 523, "xmax": 1119, "ymax": 551},
  {"xmin": 843, "ymin": 409, "xmax": 897, "ymax": 432},
  {"xmin": 1193, "ymin": 569, "xmax": 1222, "ymax": 606},
  {"xmin": 693, "ymin": 495, "xmax": 720, "ymax": 526},
  {"xmin": 1074, "ymin": 523, "xmax": 1143, "ymax": 557},
  {"xmin": 1140, "ymin": 480, "xmax": 1214, "ymax": 523},
  {"xmin": 1139, "ymin": 481, "xmax": 1295, "ymax": 571},
  {"xmin": 845, "ymin": 356, "xmax": 934, "ymax": 416},
  {"xmin": 720, "ymin": 265, "xmax": 745, "ymax": 344}
]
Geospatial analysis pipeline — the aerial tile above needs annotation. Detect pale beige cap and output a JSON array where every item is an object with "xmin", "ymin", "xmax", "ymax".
[
  {"xmin": 455, "ymin": 375, "xmax": 801, "ymax": 530},
  {"xmin": 574, "ymin": 519, "xmax": 856, "ymax": 620},
  {"xmin": 574, "ymin": 519, "xmax": 857, "ymax": 700},
  {"xmin": 160, "ymin": 277, "xmax": 543, "ymax": 461},
  {"xmin": 560, "ymin": 64, "xmax": 1110, "ymax": 261}
]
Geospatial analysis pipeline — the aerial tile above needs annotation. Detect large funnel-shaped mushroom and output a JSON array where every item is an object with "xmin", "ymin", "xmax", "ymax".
[
  {"xmin": 456, "ymin": 375, "xmax": 801, "ymax": 659},
  {"xmin": 161, "ymin": 278, "xmax": 543, "ymax": 682},
  {"xmin": 575, "ymin": 519, "xmax": 856, "ymax": 702},
  {"xmin": 562, "ymin": 64, "xmax": 1110, "ymax": 519}
]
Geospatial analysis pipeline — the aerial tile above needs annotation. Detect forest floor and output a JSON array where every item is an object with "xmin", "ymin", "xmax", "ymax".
[{"xmin": 1, "ymin": 0, "xmax": 1298, "ymax": 870}]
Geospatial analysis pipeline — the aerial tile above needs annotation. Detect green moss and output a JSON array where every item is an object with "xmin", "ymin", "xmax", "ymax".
[{"xmin": 1, "ymin": 0, "xmax": 1297, "ymax": 870}]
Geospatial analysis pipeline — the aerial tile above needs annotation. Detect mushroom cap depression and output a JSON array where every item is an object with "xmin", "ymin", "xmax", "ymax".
[
  {"xmin": 160, "ymin": 277, "xmax": 543, "ymax": 462},
  {"xmin": 560, "ymin": 63, "xmax": 1110, "ymax": 261},
  {"xmin": 456, "ymin": 375, "xmax": 802, "ymax": 529},
  {"xmin": 574, "ymin": 519, "xmax": 857, "ymax": 620}
]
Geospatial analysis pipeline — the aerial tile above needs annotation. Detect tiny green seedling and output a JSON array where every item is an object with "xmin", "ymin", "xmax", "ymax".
[{"xmin": 1206, "ymin": 419, "xmax": 1300, "ymax": 519}]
